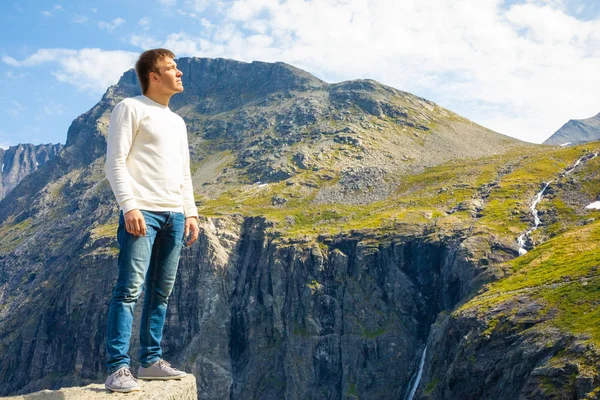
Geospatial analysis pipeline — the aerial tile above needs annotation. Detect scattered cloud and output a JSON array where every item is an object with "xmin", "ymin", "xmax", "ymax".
[
  {"xmin": 158, "ymin": 0, "xmax": 177, "ymax": 6},
  {"xmin": 2, "ymin": 48, "xmax": 139, "ymax": 93},
  {"xmin": 72, "ymin": 14, "xmax": 88, "ymax": 24},
  {"xmin": 130, "ymin": 34, "xmax": 161, "ymax": 50},
  {"xmin": 2, "ymin": 56, "xmax": 20, "ymax": 67},
  {"xmin": 7, "ymin": 100, "xmax": 26, "ymax": 118},
  {"xmin": 138, "ymin": 17, "xmax": 151, "ymax": 31},
  {"xmin": 5, "ymin": 71, "xmax": 28, "ymax": 80},
  {"xmin": 186, "ymin": 0, "xmax": 213, "ymax": 13},
  {"xmin": 98, "ymin": 17, "xmax": 126, "ymax": 32},
  {"xmin": 177, "ymin": 10, "xmax": 199, "ymax": 18},
  {"xmin": 41, "ymin": 4, "xmax": 64, "ymax": 17},
  {"xmin": 43, "ymin": 103, "xmax": 64, "ymax": 115}
]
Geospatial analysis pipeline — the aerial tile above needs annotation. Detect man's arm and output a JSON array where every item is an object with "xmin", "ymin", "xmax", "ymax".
[
  {"xmin": 105, "ymin": 101, "xmax": 146, "ymax": 236},
  {"xmin": 180, "ymin": 120, "xmax": 199, "ymax": 245}
]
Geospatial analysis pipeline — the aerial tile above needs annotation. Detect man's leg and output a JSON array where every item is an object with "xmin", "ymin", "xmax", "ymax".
[
  {"xmin": 139, "ymin": 211, "xmax": 185, "ymax": 367},
  {"xmin": 105, "ymin": 211, "xmax": 159, "ymax": 374}
]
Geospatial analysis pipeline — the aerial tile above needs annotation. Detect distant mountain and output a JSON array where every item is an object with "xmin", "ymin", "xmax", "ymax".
[
  {"xmin": 543, "ymin": 112, "xmax": 600, "ymax": 146},
  {"xmin": 0, "ymin": 143, "xmax": 63, "ymax": 199}
]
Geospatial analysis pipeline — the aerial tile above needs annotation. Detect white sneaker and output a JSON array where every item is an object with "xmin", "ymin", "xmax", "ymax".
[
  {"xmin": 138, "ymin": 359, "xmax": 187, "ymax": 380},
  {"xmin": 105, "ymin": 366, "xmax": 141, "ymax": 393}
]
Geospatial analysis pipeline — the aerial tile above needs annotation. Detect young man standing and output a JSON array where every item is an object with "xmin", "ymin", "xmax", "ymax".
[{"xmin": 104, "ymin": 48, "xmax": 199, "ymax": 393}]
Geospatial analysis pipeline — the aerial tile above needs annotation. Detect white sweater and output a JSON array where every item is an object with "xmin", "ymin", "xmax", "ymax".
[{"xmin": 105, "ymin": 95, "xmax": 198, "ymax": 218}]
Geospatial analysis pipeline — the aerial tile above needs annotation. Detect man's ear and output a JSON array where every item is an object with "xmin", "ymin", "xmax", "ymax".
[{"xmin": 150, "ymin": 71, "xmax": 159, "ymax": 83}]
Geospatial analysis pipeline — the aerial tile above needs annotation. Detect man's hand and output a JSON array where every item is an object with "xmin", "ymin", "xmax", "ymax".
[
  {"xmin": 124, "ymin": 209, "xmax": 147, "ymax": 236},
  {"xmin": 184, "ymin": 217, "xmax": 200, "ymax": 246}
]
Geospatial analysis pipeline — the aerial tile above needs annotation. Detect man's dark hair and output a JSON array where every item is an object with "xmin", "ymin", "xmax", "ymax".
[{"xmin": 135, "ymin": 48, "xmax": 176, "ymax": 94}]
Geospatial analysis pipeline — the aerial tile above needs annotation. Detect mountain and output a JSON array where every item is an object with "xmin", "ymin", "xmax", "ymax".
[
  {"xmin": 0, "ymin": 143, "xmax": 63, "ymax": 199},
  {"xmin": 1, "ymin": 57, "xmax": 600, "ymax": 399},
  {"xmin": 544, "ymin": 112, "xmax": 600, "ymax": 146}
]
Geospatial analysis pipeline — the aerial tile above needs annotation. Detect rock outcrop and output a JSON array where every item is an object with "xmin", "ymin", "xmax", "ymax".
[
  {"xmin": 5, "ymin": 375, "xmax": 197, "ymax": 399},
  {"xmin": 0, "ymin": 143, "xmax": 63, "ymax": 199}
]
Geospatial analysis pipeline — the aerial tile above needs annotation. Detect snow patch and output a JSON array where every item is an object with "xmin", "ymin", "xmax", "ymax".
[{"xmin": 585, "ymin": 201, "xmax": 600, "ymax": 210}]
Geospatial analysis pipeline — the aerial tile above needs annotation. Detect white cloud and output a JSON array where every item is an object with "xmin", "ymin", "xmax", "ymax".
[
  {"xmin": 126, "ymin": 0, "xmax": 600, "ymax": 143},
  {"xmin": 138, "ymin": 17, "xmax": 151, "ymax": 31},
  {"xmin": 43, "ymin": 103, "xmax": 64, "ymax": 115},
  {"xmin": 98, "ymin": 17, "xmax": 126, "ymax": 32},
  {"xmin": 2, "ymin": 56, "xmax": 20, "ymax": 66},
  {"xmin": 130, "ymin": 34, "xmax": 161, "ymax": 50},
  {"xmin": 7, "ymin": 100, "xmax": 25, "ymax": 118},
  {"xmin": 3, "ymin": 48, "xmax": 138, "ymax": 93},
  {"xmin": 72, "ymin": 14, "xmax": 88, "ymax": 24},
  {"xmin": 41, "ymin": 4, "xmax": 64, "ymax": 17},
  {"xmin": 158, "ymin": 0, "xmax": 177, "ymax": 6},
  {"xmin": 178, "ymin": 10, "xmax": 199, "ymax": 18},
  {"xmin": 5, "ymin": 71, "xmax": 28, "ymax": 80}
]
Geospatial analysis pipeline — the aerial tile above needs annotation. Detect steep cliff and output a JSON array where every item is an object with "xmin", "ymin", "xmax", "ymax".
[
  {"xmin": 1, "ymin": 57, "xmax": 599, "ymax": 399},
  {"xmin": 0, "ymin": 143, "xmax": 63, "ymax": 199}
]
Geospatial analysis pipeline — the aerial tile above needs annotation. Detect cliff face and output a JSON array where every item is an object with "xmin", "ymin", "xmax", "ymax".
[
  {"xmin": 0, "ymin": 209, "xmax": 515, "ymax": 399},
  {"xmin": 1, "ymin": 57, "xmax": 599, "ymax": 399},
  {"xmin": 0, "ymin": 143, "xmax": 63, "ymax": 199}
]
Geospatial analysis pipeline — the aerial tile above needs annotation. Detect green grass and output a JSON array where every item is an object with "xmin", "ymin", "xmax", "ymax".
[
  {"xmin": 0, "ymin": 218, "xmax": 33, "ymax": 254},
  {"xmin": 461, "ymin": 219, "xmax": 600, "ymax": 346},
  {"xmin": 424, "ymin": 378, "xmax": 440, "ymax": 395},
  {"xmin": 91, "ymin": 222, "xmax": 119, "ymax": 238}
]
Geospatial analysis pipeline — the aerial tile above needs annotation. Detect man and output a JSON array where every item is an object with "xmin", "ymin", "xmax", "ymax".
[{"xmin": 104, "ymin": 48, "xmax": 199, "ymax": 393}]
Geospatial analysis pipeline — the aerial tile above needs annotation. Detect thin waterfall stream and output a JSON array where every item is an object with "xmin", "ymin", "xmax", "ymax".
[
  {"xmin": 517, "ymin": 153, "xmax": 597, "ymax": 255},
  {"xmin": 406, "ymin": 346, "xmax": 427, "ymax": 400}
]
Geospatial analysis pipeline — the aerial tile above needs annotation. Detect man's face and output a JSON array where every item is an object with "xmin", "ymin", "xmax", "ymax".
[{"xmin": 151, "ymin": 57, "xmax": 183, "ymax": 95}]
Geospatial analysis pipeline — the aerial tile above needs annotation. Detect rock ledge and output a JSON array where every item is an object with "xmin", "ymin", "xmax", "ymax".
[{"xmin": 4, "ymin": 375, "xmax": 197, "ymax": 400}]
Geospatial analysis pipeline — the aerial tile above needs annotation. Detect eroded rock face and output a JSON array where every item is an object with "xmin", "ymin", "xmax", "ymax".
[
  {"xmin": 0, "ymin": 143, "xmax": 63, "ymax": 199},
  {"xmin": 419, "ymin": 298, "xmax": 596, "ymax": 400}
]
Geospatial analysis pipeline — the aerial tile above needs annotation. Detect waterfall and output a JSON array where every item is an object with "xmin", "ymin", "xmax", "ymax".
[
  {"xmin": 517, "ymin": 181, "xmax": 552, "ymax": 255},
  {"xmin": 406, "ymin": 346, "xmax": 427, "ymax": 400},
  {"xmin": 517, "ymin": 153, "xmax": 598, "ymax": 255}
]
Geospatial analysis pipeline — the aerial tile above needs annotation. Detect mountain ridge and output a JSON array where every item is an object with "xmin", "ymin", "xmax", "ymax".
[{"xmin": 544, "ymin": 112, "xmax": 600, "ymax": 146}]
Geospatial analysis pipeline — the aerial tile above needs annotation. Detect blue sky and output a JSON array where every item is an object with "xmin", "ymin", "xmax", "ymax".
[{"xmin": 1, "ymin": 0, "xmax": 599, "ymax": 148}]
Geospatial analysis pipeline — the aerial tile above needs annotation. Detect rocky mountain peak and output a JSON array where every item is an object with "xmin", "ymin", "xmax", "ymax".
[
  {"xmin": 543, "ymin": 112, "xmax": 600, "ymax": 146},
  {"xmin": 171, "ymin": 58, "xmax": 325, "ymax": 113}
]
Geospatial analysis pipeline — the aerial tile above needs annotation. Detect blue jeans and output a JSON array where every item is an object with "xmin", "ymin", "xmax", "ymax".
[{"xmin": 106, "ymin": 210, "xmax": 185, "ymax": 373}]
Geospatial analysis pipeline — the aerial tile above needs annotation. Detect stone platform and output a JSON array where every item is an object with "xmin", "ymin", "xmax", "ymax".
[{"xmin": 3, "ymin": 375, "xmax": 197, "ymax": 400}]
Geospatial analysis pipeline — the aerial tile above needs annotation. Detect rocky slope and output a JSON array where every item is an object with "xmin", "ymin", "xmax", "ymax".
[
  {"xmin": 1, "ymin": 57, "xmax": 599, "ymax": 399},
  {"xmin": 0, "ymin": 143, "xmax": 63, "ymax": 199},
  {"xmin": 544, "ymin": 112, "xmax": 600, "ymax": 146}
]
